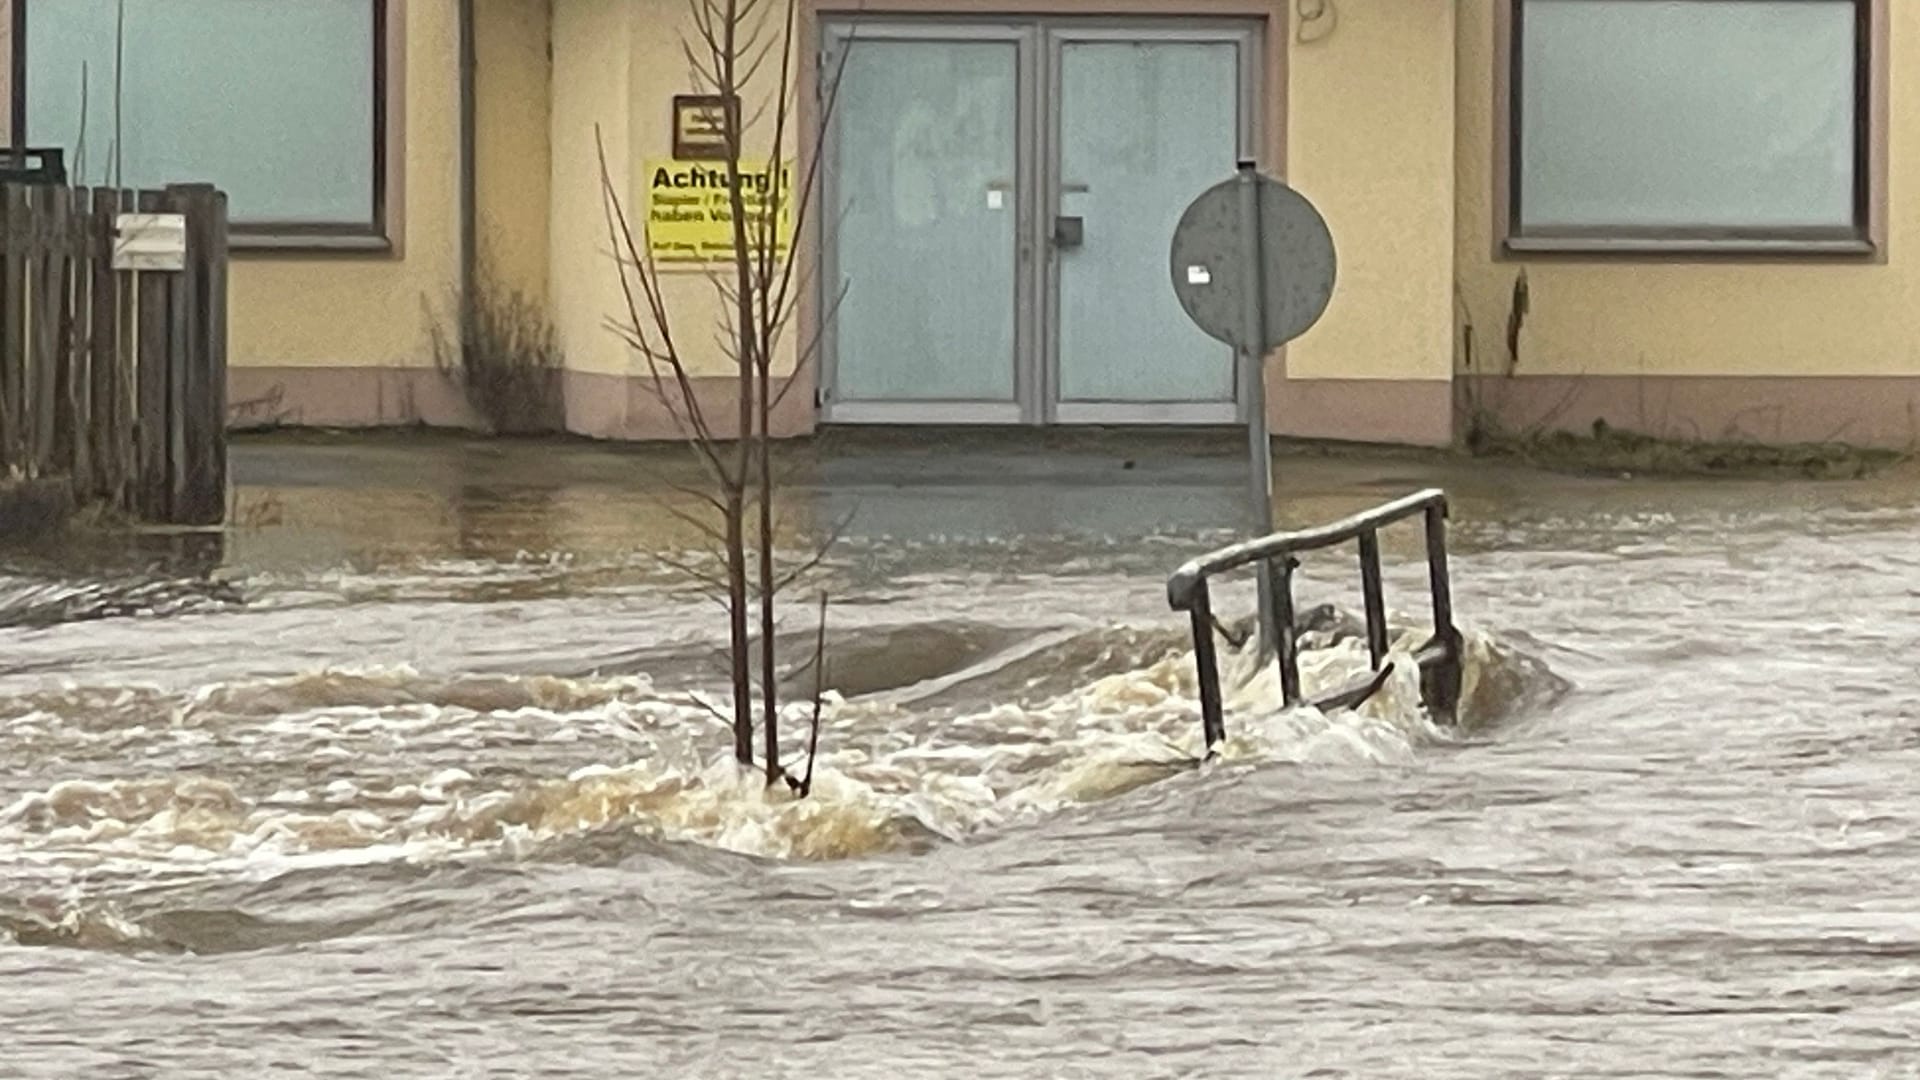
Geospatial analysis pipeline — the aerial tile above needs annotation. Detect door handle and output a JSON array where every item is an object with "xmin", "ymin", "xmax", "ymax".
[{"xmin": 1054, "ymin": 216, "xmax": 1084, "ymax": 249}]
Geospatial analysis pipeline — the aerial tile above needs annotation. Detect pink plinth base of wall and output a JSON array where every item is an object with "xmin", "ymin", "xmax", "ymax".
[
  {"xmin": 1458, "ymin": 374, "xmax": 1920, "ymax": 449},
  {"xmin": 228, "ymin": 367, "xmax": 809, "ymax": 440},
  {"xmin": 227, "ymin": 368, "xmax": 1920, "ymax": 450}
]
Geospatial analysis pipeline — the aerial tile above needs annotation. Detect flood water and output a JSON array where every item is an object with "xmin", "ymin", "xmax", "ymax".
[{"xmin": 5, "ymin": 431, "xmax": 1920, "ymax": 1078}]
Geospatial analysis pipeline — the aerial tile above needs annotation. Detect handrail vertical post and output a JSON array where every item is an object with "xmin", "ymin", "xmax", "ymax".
[
  {"xmin": 1357, "ymin": 529, "xmax": 1389, "ymax": 667},
  {"xmin": 1422, "ymin": 502, "xmax": 1462, "ymax": 722},
  {"xmin": 1266, "ymin": 555, "xmax": 1302, "ymax": 706},
  {"xmin": 1188, "ymin": 577, "xmax": 1226, "ymax": 751}
]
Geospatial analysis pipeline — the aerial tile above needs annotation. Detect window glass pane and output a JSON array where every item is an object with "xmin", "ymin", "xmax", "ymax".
[
  {"xmin": 1518, "ymin": 0, "xmax": 1857, "ymax": 231},
  {"xmin": 27, "ymin": 0, "xmax": 376, "ymax": 227},
  {"xmin": 1057, "ymin": 41, "xmax": 1239, "ymax": 403},
  {"xmin": 831, "ymin": 39, "xmax": 1019, "ymax": 403}
]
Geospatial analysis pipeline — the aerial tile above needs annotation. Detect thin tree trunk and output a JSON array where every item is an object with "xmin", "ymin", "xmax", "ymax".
[
  {"xmin": 714, "ymin": 0, "xmax": 774, "ymax": 778},
  {"xmin": 757, "ymin": 360, "xmax": 778, "ymax": 785},
  {"xmin": 725, "ymin": 495, "xmax": 753, "ymax": 765}
]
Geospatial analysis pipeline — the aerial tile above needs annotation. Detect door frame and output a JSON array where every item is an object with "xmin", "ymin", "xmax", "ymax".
[
  {"xmin": 815, "ymin": 13, "xmax": 1267, "ymax": 426},
  {"xmin": 816, "ymin": 19, "xmax": 1038, "ymax": 424},
  {"xmin": 1041, "ymin": 20, "xmax": 1264, "ymax": 426}
]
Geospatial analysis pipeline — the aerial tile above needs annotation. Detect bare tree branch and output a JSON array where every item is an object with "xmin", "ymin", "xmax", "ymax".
[
  {"xmin": 685, "ymin": 689, "xmax": 737, "ymax": 729},
  {"xmin": 768, "ymin": 277, "xmax": 851, "ymax": 413},
  {"xmin": 650, "ymin": 549, "xmax": 735, "ymax": 595},
  {"xmin": 785, "ymin": 593, "xmax": 831, "ymax": 797},
  {"xmin": 634, "ymin": 477, "xmax": 732, "ymax": 542},
  {"xmin": 595, "ymin": 128, "xmax": 734, "ymax": 483},
  {"xmin": 771, "ymin": 503, "xmax": 857, "ymax": 596}
]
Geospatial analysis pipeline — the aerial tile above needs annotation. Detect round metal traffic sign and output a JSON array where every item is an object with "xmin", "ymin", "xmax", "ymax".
[{"xmin": 1169, "ymin": 173, "xmax": 1337, "ymax": 352}]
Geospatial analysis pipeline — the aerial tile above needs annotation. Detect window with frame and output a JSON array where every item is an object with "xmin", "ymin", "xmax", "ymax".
[
  {"xmin": 1507, "ymin": 0, "xmax": 1874, "ymax": 254},
  {"xmin": 19, "ymin": 0, "xmax": 388, "ymax": 249}
]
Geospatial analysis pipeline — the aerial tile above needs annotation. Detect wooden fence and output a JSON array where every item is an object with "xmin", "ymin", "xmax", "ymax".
[{"xmin": 0, "ymin": 182, "xmax": 228, "ymax": 527}]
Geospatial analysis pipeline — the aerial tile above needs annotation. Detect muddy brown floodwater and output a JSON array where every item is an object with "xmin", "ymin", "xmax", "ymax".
[{"xmin": 4, "ymin": 432, "xmax": 1920, "ymax": 1078}]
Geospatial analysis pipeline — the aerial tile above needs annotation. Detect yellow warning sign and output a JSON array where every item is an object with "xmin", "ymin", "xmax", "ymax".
[{"xmin": 644, "ymin": 160, "xmax": 795, "ymax": 266}]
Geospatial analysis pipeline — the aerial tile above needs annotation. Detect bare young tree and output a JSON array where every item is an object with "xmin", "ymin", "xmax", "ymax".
[{"xmin": 597, "ymin": 0, "xmax": 852, "ymax": 794}]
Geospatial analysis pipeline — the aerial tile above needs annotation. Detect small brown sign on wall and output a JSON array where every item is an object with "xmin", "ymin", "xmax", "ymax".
[{"xmin": 672, "ymin": 94, "xmax": 739, "ymax": 160}]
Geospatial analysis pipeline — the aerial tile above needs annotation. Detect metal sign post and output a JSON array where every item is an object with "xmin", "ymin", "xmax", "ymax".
[
  {"xmin": 1170, "ymin": 161, "xmax": 1337, "ymax": 659},
  {"xmin": 1235, "ymin": 162, "xmax": 1278, "ymax": 646}
]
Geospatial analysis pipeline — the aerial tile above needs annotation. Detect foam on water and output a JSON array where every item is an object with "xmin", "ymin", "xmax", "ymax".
[{"xmin": 0, "ymin": 613, "xmax": 1558, "ymax": 927}]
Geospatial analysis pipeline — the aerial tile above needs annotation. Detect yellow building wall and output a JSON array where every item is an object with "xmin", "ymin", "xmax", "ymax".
[
  {"xmin": 227, "ymin": 0, "xmax": 462, "ymax": 372},
  {"xmin": 549, "ymin": 0, "xmax": 633, "ymax": 379},
  {"xmin": 1283, "ymin": 2, "xmax": 1457, "ymax": 384},
  {"xmin": 1454, "ymin": 1, "xmax": 1920, "ymax": 380},
  {"xmin": 549, "ymin": 0, "xmax": 799, "ymax": 383},
  {"xmin": 475, "ymin": 0, "xmax": 554, "ymax": 304}
]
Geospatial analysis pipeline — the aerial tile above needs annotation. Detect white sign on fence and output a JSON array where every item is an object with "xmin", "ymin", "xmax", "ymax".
[{"xmin": 112, "ymin": 213, "xmax": 188, "ymax": 272}]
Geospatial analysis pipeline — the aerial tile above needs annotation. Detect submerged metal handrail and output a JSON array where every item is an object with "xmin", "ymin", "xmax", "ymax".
[{"xmin": 1166, "ymin": 488, "xmax": 1462, "ymax": 751}]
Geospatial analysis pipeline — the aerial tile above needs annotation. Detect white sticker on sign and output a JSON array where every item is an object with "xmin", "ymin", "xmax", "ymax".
[
  {"xmin": 1186, "ymin": 264, "xmax": 1212, "ymax": 286},
  {"xmin": 987, "ymin": 190, "xmax": 1005, "ymax": 210}
]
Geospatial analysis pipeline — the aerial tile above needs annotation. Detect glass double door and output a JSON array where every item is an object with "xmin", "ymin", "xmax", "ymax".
[{"xmin": 821, "ymin": 19, "xmax": 1259, "ymax": 425}]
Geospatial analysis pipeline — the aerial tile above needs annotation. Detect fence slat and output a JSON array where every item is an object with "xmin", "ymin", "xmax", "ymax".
[
  {"xmin": 205, "ymin": 189, "xmax": 229, "ymax": 523},
  {"xmin": 168, "ymin": 184, "xmax": 226, "ymax": 525},
  {"xmin": 135, "ymin": 190, "xmax": 171, "ymax": 522},
  {"xmin": 3, "ymin": 187, "xmax": 28, "ymax": 472},
  {"xmin": 54, "ymin": 186, "xmax": 85, "ymax": 489},
  {"xmin": 29, "ymin": 184, "xmax": 63, "ymax": 477},
  {"xmin": 0, "ymin": 192, "xmax": 10, "ymax": 472},
  {"xmin": 114, "ymin": 189, "xmax": 137, "ymax": 515},
  {"xmin": 88, "ymin": 187, "xmax": 121, "ymax": 504},
  {"xmin": 164, "ymin": 189, "xmax": 195, "ymax": 524},
  {"xmin": 66, "ymin": 187, "xmax": 91, "ymax": 492}
]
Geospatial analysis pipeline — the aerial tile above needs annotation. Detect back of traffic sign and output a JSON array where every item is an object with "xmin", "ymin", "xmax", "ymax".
[
  {"xmin": 1167, "ymin": 164, "xmax": 1337, "ymax": 662},
  {"xmin": 1169, "ymin": 172, "xmax": 1336, "ymax": 352}
]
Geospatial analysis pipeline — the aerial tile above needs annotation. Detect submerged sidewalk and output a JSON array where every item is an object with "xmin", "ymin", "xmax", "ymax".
[{"xmin": 10, "ymin": 426, "xmax": 1913, "ymax": 581}]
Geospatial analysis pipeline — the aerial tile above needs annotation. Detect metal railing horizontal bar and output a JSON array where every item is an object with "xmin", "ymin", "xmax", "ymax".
[{"xmin": 1167, "ymin": 488, "xmax": 1448, "ymax": 611}]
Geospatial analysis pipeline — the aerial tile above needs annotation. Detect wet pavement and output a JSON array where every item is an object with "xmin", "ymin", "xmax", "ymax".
[{"xmin": 4, "ymin": 430, "xmax": 1920, "ymax": 1078}]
